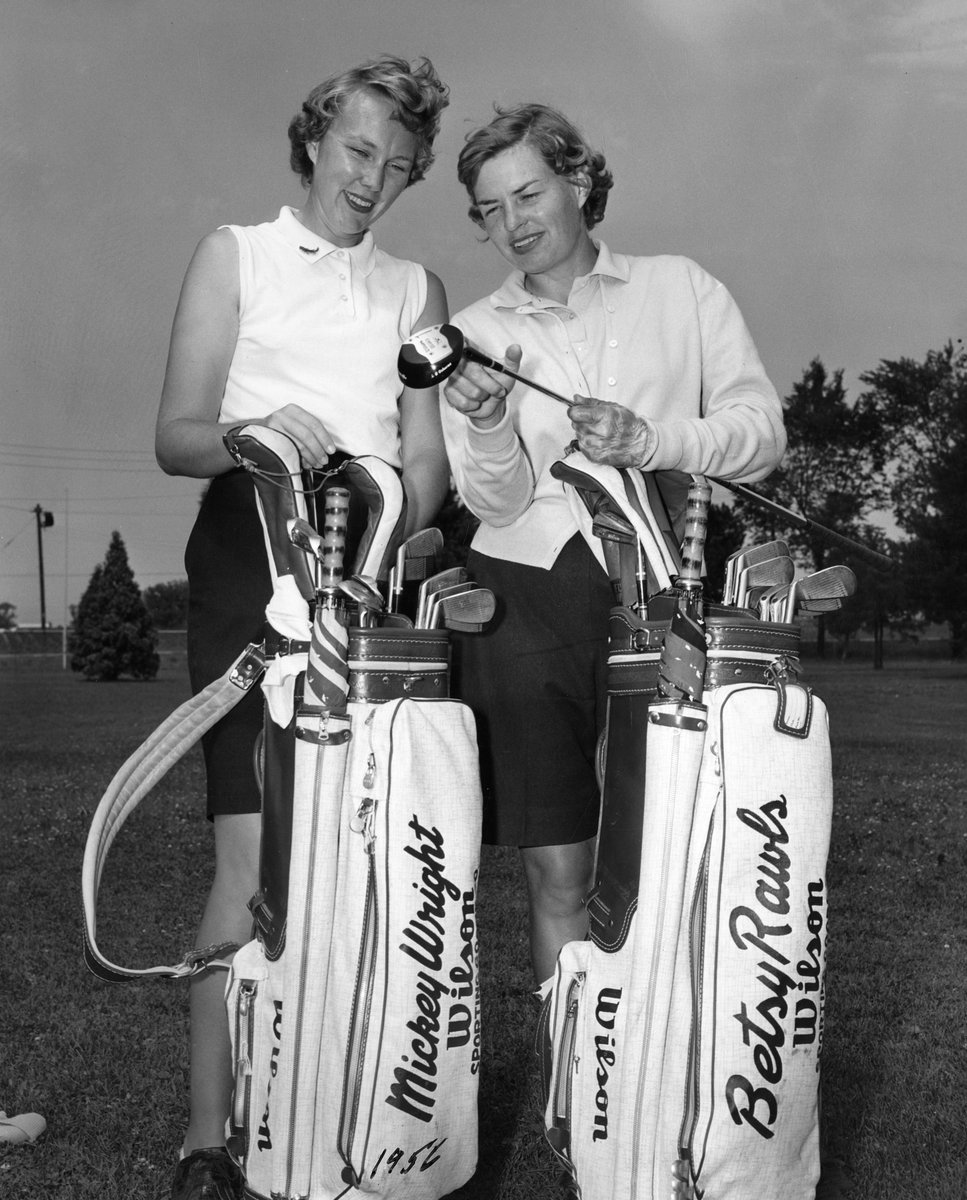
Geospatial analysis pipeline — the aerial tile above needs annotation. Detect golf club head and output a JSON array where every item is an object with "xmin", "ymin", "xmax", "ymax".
[
  {"xmin": 416, "ymin": 566, "xmax": 469, "ymax": 627},
  {"xmin": 423, "ymin": 581, "xmax": 479, "ymax": 630},
  {"xmin": 735, "ymin": 555, "xmax": 795, "ymax": 607},
  {"xmin": 724, "ymin": 540, "xmax": 791, "ymax": 605},
  {"xmin": 340, "ymin": 576, "xmax": 386, "ymax": 624},
  {"xmin": 787, "ymin": 564, "xmax": 856, "ymax": 622},
  {"xmin": 398, "ymin": 324, "xmax": 466, "ymax": 389},
  {"xmin": 797, "ymin": 565, "xmax": 857, "ymax": 603},
  {"xmin": 436, "ymin": 587, "xmax": 496, "ymax": 632},
  {"xmin": 391, "ymin": 527, "xmax": 444, "ymax": 612}
]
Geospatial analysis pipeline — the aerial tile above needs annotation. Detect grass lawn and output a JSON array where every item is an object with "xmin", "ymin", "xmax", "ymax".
[{"xmin": 1, "ymin": 655, "xmax": 965, "ymax": 1199}]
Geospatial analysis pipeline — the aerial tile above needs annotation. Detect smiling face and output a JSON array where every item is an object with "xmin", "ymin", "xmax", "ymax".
[
  {"xmin": 301, "ymin": 88, "xmax": 418, "ymax": 246},
  {"xmin": 471, "ymin": 141, "xmax": 596, "ymax": 289}
]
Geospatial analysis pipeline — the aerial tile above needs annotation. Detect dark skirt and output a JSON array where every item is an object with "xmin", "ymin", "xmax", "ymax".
[
  {"xmin": 451, "ymin": 536, "xmax": 612, "ymax": 848},
  {"xmin": 185, "ymin": 469, "xmax": 272, "ymax": 817}
]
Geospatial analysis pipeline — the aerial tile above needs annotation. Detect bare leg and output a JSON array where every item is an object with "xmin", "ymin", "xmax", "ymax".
[
  {"xmin": 183, "ymin": 812, "xmax": 261, "ymax": 1153},
  {"xmin": 520, "ymin": 839, "xmax": 595, "ymax": 986}
]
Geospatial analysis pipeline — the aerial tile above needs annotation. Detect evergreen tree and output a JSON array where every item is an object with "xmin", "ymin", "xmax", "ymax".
[{"xmin": 69, "ymin": 531, "xmax": 159, "ymax": 680}]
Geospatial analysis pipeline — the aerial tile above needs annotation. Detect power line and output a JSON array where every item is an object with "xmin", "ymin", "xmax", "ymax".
[{"xmin": 0, "ymin": 441, "xmax": 157, "ymax": 459}]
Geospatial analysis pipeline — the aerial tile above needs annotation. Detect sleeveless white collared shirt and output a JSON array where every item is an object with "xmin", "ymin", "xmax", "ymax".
[{"xmin": 218, "ymin": 206, "xmax": 427, "ymax": 469}]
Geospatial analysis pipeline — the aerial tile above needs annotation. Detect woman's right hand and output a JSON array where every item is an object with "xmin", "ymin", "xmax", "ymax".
[
  {"xmin": 443, "ymin": 344, "xmax": 523, "ymax": 429},
  {"xmin": 262, "ymin": 405, "xmax": 337, "ymax": 469}
]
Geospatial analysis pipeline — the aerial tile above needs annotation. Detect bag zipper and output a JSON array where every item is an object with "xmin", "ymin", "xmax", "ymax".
[
  {"xmin": 675, "ymin": 826, "xmax": 713, "ymax": 1198},
  {"xmin": 338, "ymin": 714, "xmax": 381, "ymax": 1184},
  {"xmin": 628, "ymin": 717, "xmax": 690, "ymax": 1195},
  {"xmin": 677, "ymin": 736, "xmax": 723, "ymax": 1197},
  {"xmin": 546, "ymin": 972, "xmax": 582, "ymax": 1180},
  {"xmin": 230, "ymin": 979, "xmax": 257, "ymax": 1161}
]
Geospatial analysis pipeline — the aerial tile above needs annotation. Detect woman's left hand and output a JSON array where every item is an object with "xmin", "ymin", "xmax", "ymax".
[{"xmin": 567, "ymin": 397, "xmax": 656, "ymax": 467}]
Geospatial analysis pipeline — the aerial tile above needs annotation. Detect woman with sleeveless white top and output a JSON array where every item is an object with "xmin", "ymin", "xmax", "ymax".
[{"xmin": 155, "ymin": 56, "xmax": 450, "ymax": 1200}]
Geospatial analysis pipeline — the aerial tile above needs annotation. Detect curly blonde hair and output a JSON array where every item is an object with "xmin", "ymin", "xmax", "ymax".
[{"xmin": 288, "ymin": 55, "xmax": 450, "ymax": 187}]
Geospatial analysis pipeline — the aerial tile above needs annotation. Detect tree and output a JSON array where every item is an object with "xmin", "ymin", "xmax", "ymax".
[
  {"xmin": 0, "ymin": 601, "xmax": 16, "ymax": 630},
  {"xmin": 69, "ymin": 531, "xmax": 159, "ymax": 680},
  {"xmin": 704, "ymin": 499, "xmax": 753, "ymax": 602},
  {"xmin": 857, "ymin": 340, "xmax": 967, "ymax": 657},
  {"xmin": 729, "ymin": 358, "xmax": 890, "ymax": 654},
  {"xmin": 143, "ymin": 578, "xmax": 190, "ymax": 628}
]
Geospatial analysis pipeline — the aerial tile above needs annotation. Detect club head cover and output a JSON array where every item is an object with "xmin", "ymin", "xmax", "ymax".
[
  {"xmin": 339, "ymin": 457, "xmax": 408, "ymax": 583},
  {"xmin": 223, "ymin": 425, "xmax": 316, "ymax": 604}
]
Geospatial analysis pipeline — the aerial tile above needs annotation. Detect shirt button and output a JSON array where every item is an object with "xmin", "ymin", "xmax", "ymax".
[
  {"xmin": 339, "ymin": 273, "xmax": 347, "ymax": 280},
  {"xmin": 609, "ymin": 339, "xmax": 618, "ymax": 348},
  {"xmin": 607, "ymin": 305, "xmax": 616, "ymax": 313},
  {"xmin": 607, "ymin": 377, "xmax": 617, "ymax": 386},
  {"xmin": 341, "ymin": 295, "xmax": 349, "ymax": 302}
]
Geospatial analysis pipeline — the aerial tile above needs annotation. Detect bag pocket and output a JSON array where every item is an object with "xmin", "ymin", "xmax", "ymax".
[{"xmin": 226, "ymin": 940, "xmax": 279, "ymax": 1185}]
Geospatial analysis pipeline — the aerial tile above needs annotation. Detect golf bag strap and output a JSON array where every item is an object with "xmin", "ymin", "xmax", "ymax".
[
  {"xmin": 81, "ymin": 643, "xmax": 267, "ymax": 983},
  {"xmin": 550, "ymin": 453, "xmax": 679, "ymax": 594}
]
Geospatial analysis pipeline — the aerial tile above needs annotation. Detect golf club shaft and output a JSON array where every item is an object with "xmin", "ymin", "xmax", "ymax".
[
  {"xmin": 463, "ymin": 348, "xmax": 574, "ymax": 406},
  {"xmin": 713, "ymin": 479, "xmax": 896, "ymax": 572}
]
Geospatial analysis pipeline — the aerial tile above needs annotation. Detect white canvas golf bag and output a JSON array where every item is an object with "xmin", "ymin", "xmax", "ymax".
[
  {"xmin": 82, "ymin": 427, "xmax": 483, "ymax": 1200},
  {"xmin": 539, "ymin": 456, "xmax": 833, "ymax": 1200}
]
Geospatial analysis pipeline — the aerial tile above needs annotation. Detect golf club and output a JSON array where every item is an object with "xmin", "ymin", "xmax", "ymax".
[
  {"xmin": 390, "ymin": 527, "xmax": 444, "ymax": 613},
  {"xmin": 714, "ymin": 480, "xmax": 895, "ymax": 572},
  {"xmin": 434, "ymin": 587, "xmax": 496, "ymax": 632},
  {"xmin": 288, "ymin": 516, "xmax": 325, "ymax": 591},
  {"xmin": 421, "ymin": 581, "xmax": 477, "ymax": 630},
  {"xmin": 339, "ymin": 574, "xmax": 384, "ymax": 627},
  {"xmin": 404, "ymin": 328, "xmax": 896, "ymax": 575},
  {"xmin": 785, "ymin": 564, "xmax": 856, "ymax": 622},
  {"xmin": 723, "ymin": 540, "xmax": 791, "ymax": 606},
  {"xmin": 416, "ymin": 566, "xmax": 469, "ymax": 628},
  {"xmin": 734, "ymin": 554, "xmax": 795, "ymax": 608},
  {"xmin": 757, "ymin": 582, "xmax": 792, "ymax": 623},
  {"xmin": 399, "ymin": 324, "xmax": 575, "ymax": 406}
]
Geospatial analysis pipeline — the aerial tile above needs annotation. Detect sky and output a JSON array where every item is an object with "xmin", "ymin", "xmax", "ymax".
[{"xmin": 2, "ymin": 0, "xmax": 966, "ymax": 627}]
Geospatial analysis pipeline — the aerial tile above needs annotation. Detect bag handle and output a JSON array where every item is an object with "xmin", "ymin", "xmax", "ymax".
[{"xmin": 81, "ymin": 644, "xmax": 266, "ymax": 982}]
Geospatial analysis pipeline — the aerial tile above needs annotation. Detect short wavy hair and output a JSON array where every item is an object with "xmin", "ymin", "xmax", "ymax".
[
  {"xmin": 288, "ymin": 55, "xmax": 450, "ymax": 188},
  {"xmin": 458, "ymin": 103, "xmax": 613, "ymax": 230}
]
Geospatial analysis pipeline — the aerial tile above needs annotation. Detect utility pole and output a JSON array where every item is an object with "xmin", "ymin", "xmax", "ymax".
[{"xmin": 33, "ymin": 504, "xmax": 54, "ymax": 631}]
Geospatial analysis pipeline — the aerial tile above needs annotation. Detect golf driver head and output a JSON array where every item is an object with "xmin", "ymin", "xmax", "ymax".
[{"xmin": 398, "ymin": 324, "xmax": 466, "ymax": 389}]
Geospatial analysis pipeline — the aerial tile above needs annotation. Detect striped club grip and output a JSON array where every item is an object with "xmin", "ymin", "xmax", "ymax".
[
  {"xmin": 318, "ymin": 487, "xmax": 351, "ymax": 590},
  {"xmin": 679, "ymin": 479, "xmax": 712, "ymax": 586}
]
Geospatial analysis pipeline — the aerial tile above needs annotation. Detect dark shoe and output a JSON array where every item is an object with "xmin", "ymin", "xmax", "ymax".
[{"xmin": 170, "ymin": 1147, "xmax": 244, "ymax": 1200}]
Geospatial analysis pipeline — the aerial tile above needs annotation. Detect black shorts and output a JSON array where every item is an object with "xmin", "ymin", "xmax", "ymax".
[
  {"xmin": 451, "ymin": 536, "xmax": 612, "ymax": 848},
  {"xmin": 185, "ymin": 470, "xmax": 272, "ymax": 818}
]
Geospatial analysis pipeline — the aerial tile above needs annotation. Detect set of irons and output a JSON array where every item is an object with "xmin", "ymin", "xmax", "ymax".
[
  {"xmin": 286, "ymin": 517, "xmax": 495, "ymax": 633},
  {"xmin": 721, "ymin": 539, "xmax": 856, "ymax": 622}
]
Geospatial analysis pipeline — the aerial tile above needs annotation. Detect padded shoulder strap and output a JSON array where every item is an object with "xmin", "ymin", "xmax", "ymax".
[{"xmin": 81, "ymin": 644, "xmax": 266, "ymax": 982}]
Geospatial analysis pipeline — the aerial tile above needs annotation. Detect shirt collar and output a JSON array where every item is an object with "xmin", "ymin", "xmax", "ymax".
[
  {"xmin": 489, "ymin": 240, "xmax": 629, "ymax": 311},
  {"xmin": 277, "ymin": 206, "xmax": 377, "ymax": 274}
]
